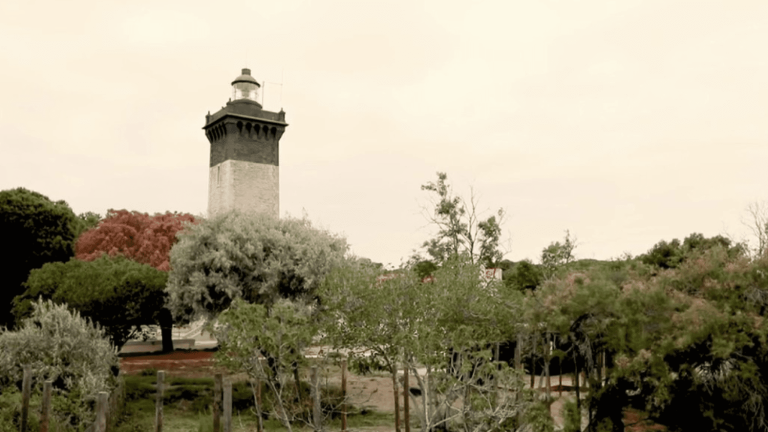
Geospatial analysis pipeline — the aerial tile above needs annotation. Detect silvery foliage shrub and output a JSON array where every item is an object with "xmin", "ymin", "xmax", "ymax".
[{"xmin": 0, "ymin": 299, "xmax": 118, "ymax": 417}]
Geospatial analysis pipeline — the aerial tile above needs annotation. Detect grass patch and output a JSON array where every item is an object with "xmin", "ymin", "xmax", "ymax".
[{"xmin": 117, "ymin": 374, "xmax": 394, "ymax": 432}]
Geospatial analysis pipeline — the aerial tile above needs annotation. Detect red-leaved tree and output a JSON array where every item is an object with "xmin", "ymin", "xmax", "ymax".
[
  {"xmin": 76, "ymin": 209, "xmax": 198, "ymax": 271},
  {"xmin": 75, "ymin": 209, "xmax": 199, "ymax": 352}
]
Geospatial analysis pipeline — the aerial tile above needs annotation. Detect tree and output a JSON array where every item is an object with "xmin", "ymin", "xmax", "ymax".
[
  {"xmin": 413, "ymin": 259, "xmax": 439, "ymax": 279},
  {"xmin": 212, "ymin": 298, "xmax": 316, "ymax": 432},
  {"xmin": 12, "ymin": 255, "xmax": 170, "ymax": 350},
  {"xmin": 0, "ymin": 188, "xmax": 80, "ymax": 328},
  {"xmin": 641, "ymin": 238, "xmax": 683, "ymax": 269},
  {"xmin": 538, "ymin": 246, "xmax": 768, "ymax": 431},
  {"xmin": 744, "ymin": 201, "xmax": 768, "ymax": 258},
  {"xmin": 540, "ymin": 230, "xmax": 577, "ymax": 280},
  {"xmin": 320, "ymin": 259, "xmax": 423, "ymax": 432},
  {"xmin": 76, "ymin": 209, "xmax": 198, "ymax": 271},
  {"xmin": 420, "ymin": 172, "xmax": 506, "ymax": 267},
  {"xmin": 640, "ymin": 232, "xmax": 745, "ymax": 271},
  {"xmin": 75, "ymin": 208, "xmax": 198, "ymax": 350},
  {"xmin": 73, "ymin": 211, "xmax": 101, "ymax": 240},
  {"xmin": 166, "ymin": 211, "xmax": 348, "ymax": 321},
  {"xmin": 323, "ymin": 255, "xmax": 547, "ymax": 432},
  {"xmin": 403, "ymin": 257, "xmax": 543, "ymax": 432},
  {"xmin": 508, "ymin": 259, "xmax": 542, "ymax": 291},
  {"xmin": 0, "ymin": 298, "xmax": 119, "ymax": 429}
]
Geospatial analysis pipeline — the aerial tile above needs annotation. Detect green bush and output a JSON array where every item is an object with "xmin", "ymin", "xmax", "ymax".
[
  {"xmin": 139, "ymin": 368, "xmax": 158, "ymax": 377},
  {"xmin": 124, "ymin": 377, "xmax": 155, "ymax": 402},
  {"xmin": 562, "ymin": 399, "xmax": 581, "ymax": 432},
  {"xmin": 0, "ymin": 299, "xmax": 118, "ymax": 429},
  {"xmin": 524, "ymin": 400, "xmax": 555, "ymax": 432}
]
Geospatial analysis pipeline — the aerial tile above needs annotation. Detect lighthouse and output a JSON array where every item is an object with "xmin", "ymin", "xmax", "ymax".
[{"xmin": 203, "ymin": 68, "xmax": 288, "ymax": 218}]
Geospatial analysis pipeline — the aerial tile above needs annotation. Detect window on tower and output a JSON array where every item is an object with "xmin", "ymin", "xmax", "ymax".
[{"xmin": 233, "ymin": 81, "xmax": 259, "ymax": 101}]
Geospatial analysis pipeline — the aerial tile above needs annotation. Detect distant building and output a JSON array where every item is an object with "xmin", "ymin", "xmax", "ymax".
[{"xmin": 204, "ymin": 68, "xmax": 288, "ymax": 218}]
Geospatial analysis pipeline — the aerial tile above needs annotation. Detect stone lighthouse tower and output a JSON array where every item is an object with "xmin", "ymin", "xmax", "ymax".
[{"xmin": 204, "ymin": 68, "xmax": 288, "ymax": 218}]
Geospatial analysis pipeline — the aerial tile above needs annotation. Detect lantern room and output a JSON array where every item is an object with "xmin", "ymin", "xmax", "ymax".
[{"xmin": 231, "ymin": 68, "xmax": 260, "ymax": 102}]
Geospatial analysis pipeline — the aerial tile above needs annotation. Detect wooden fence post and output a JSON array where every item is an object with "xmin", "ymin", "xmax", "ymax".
[
  {"xmin": 341, "ymin": 360, "xmax": 348, "ymax": 432},
  {"xmin": 21, "ymin": 365, "xmax": 31, "ymax": 432},
  {"xmin": 214, "ymin": 374, "xmax": 222, "ymax": 432},
  {"xmin": 108, "ymin": 371, "xmax": 125, "ymax": 432},
  {"xmin": 545, "ymin": 333, "xmax": 551, "ymax": 400},
  {"xmin": 223, "ymin": 379, "xmax": 232, "ymax": 432},
  {"xmin": 155, "ymin": 371, "xmax": 165, "ymax": 432},
  {"xmin": 403, "ymin": 365, "xmax": 410, "ymax": 432},
  {"xmin": 41, "ymin": 380, "xmax": 52, "ymax": 432},
  {"xmin": 96, "ymin": 391, "xmax": 108, "ymax": 432},
  {"xmin": 311, "ymin": 366, "xmax": 322, "ymax": 431}
]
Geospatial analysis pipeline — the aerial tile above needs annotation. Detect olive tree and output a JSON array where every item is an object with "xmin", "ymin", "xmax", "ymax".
[
  {"xmin": 323, "ymin": 256, "xmax": 548, "ymax": 432},
  {"xmin": 166, "ymin": 211, "xmax": 348, "ymax": 320},
  {"xmin": 320, "ymin": 259, "xmax": 422, "ymax": 432},
  {"xmin": 0, "ymin": 299, "xmax": 119, "ymax": 429},
  {"xmin": 403, "ymin": 257, "xmax": 545, "ymax": 432},
  {"xmin": 212, "ymin": 298, "xmax": 315, "ymax": 432}
]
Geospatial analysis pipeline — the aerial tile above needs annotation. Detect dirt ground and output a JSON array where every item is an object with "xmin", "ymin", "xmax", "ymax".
[{"xmin": 120, "ymin": 351, "xmax": 665, "ymax": 431}]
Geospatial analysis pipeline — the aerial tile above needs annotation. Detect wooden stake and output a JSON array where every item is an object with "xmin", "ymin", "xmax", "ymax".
[
  {"xmin": 21, "ymin": 365, "xmax": 31, "ymax": 432},
  {"xmin": 214, "ymin": 374, "xmax": 222, "ymax": 432},
  {"xmin": 96, "ymin": 392, "xmax": 108, "ymax": 432},
  {"xmin": 41, "ymin": 380, "xmax": 52, "ymax": 432},
  {"xmin": 311, "ymin": 366, "xmax": 322, "ymax": 431},
  {"xmin": 155, "ymin": 371, "xmax": 165, "ymax": 432},
  {"xmin": 545, "ymin": 333, "xmax": 551, "ymax": 400},
  {"xmin": 341, "ymin": 360, "xmax": 348, "ymax": 432},
  {"xmin": 391, "ymin": 367, "xmax": 400, "ymax": 432},
  {"xmin": 404, "ymin": 365, "xmax": 410, "ymax": 432},
  {"xmin": 223, "ymin": 379, "xmax": 232, "ymax": 432}
]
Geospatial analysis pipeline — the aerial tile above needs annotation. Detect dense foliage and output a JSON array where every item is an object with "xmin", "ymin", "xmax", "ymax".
[
  {"xmin": 0, "ymin": 188, "xmax": 81, "ymax": 328},
  {"xmin": 639, "ymin": 232, "xmax": 745, "ymax": 270},
  {"xmin": 13, "ymin": 256, "xmax": 169, "ymax": 350},
  {"xmin": 530, "ymin": 241, "xmax": 768, "ymax": 431},
  {"xmin": 322, "ymin": 257, "xmax": 552, "ymax": 432},
  {"xmin": 76, "ymin": 209, "xmax": 198, "ymax": 271},
  {"xmin": 419, "ymin": 172, "xmax": 505, "ymax": 268},
  {"xmin": 212, "ymin": 298, "xmax": 316, "ymax": 432},
  {"xmin": 166, "ymin": 211, "xmax": 348, "ymax": 321},
  {"xmin": 0, "ymin": 299, "xmax": 118, "ymax": 429}
]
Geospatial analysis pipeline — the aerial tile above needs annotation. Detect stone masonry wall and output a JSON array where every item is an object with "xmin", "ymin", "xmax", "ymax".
[{"xmin": 208, "ymin": 160, "xmax": 279, "ymax": 219}]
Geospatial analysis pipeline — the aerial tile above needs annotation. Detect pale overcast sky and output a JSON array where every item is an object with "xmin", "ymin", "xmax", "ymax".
[{"xmin": 1, "ymin": 0, "xmax": 766, "ymax": 268}]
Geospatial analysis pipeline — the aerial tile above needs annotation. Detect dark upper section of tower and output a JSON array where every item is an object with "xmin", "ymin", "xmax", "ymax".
[{"xmin": 203, "ymin": 68, "xmax": 288, "ymax": 167}]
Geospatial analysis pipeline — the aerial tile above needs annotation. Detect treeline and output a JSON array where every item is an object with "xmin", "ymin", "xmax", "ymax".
[{"xmin": 4, "ymin": 176, "xmax": 768, "ymax": 432}]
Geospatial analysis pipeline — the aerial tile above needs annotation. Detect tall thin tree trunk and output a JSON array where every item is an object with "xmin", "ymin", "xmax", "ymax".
[
  {"xmin": 530, "ymin": 335, "xmax": 536, "ymax": 389},
  {"xmin": 292, "ymin": 363, "xmax": 303, "ymax": 408},
  {"xmin": 159, "ymin": 309, "xmax": 174, "ymax": 352}
]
